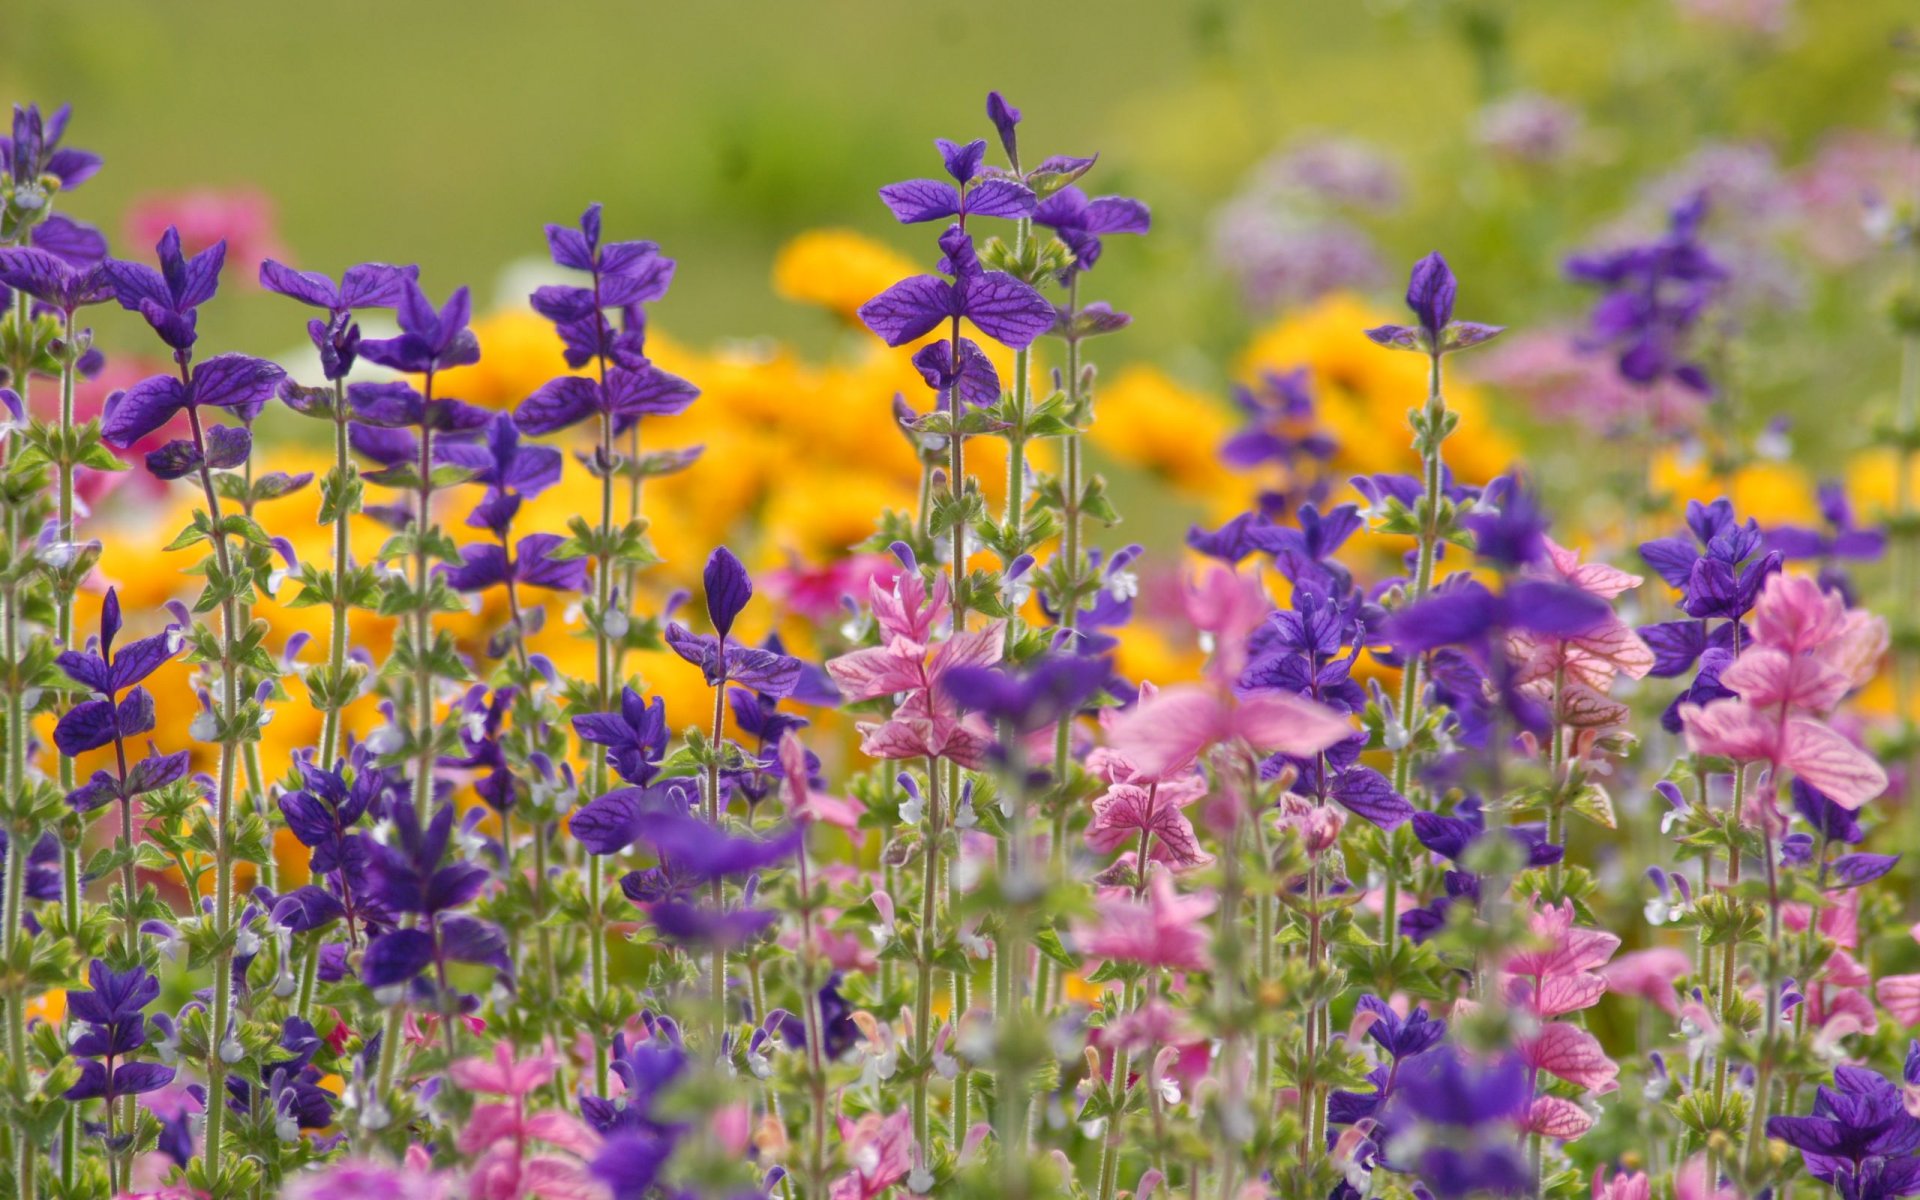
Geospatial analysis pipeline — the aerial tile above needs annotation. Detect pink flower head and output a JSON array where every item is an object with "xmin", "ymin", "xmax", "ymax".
[
  {"xmin": 281, "ymin": 1161, "xmax": 449, "ymax": 1200},
  {"xmin": 1518, "ymin": 1020, "xmax": 1619, "ymax": 1093},
  {"xmin": 762, "ymin": 553, "xmax": 896, "ymax": 624},
  {"xmin": 829, "ymin": 1108, "xmax": 913, "ymax": 1200},
  {"xmin": 1272, "ymin": 792, "xmax": 1345, "ymax": 855},
  {"xmin": 1184, "ymin": 565, "xmax": 1271, "ymax": 681},
  {"xmin": 1106, "ymin": 682, "xmax": 1349, "ymax": 781},
  {"xmin": 450, "ymin": 1042, "xmax": 557, "ymax": 1098},
  {"xmin": 1597, "ymin": 948, "xmax": 1691, "ymax": 1017},
  {"xmin": 1085, "ymin": 775, "xmax": 1213, "ymax": 870},
  {"xmin": 826, "ymin": 577, "xmax": 1004, "ymax": 766},
  {"xmin": 126, "ymin": 187, "xmax": 286, "ymax": 284},
  {"xmin": 1074, "ymin": 866, "xmax": 1217, "ymax": 973},
  {"xmin": 1592, "ymin": 1167, "xmax": 1651, "ymax": 1200},
  {"xmin": 1503, "ymin": 898, "xmax": 1620, "ymax": 1018},
  {"xmin": 778, "ymin": 729, "xmax": 866, "ymax": 835}
]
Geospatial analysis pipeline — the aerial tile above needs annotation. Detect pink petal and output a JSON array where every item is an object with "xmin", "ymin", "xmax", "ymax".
[
  {"xmin": 520, "ymin": 1155, "xmax": 604, "ymax": 1200},
  {"xmin": 1106, "ymin": 686, "xmax": 1231, "ymax": 779},
  {"xmin": 1782, "ymin": 717, "xmax": 1886, "ymax": 809},
  {"xmin": 1229, "ymin": 691, "xmax": 1352, "ymax": 757},
  {"xmin": 1881, "ymin": 975, "xmax": 1920, "ymax": 1028},
  {"xmin": 1522, "ymin": 1094, "xmax": 1595, "ymax": 1140},
  {"xmin": 523, "ymin": 1110, "xmax": 601, "ymax": 1157},
  {"xmin": 1520, "ymin": 1021, "xmax": 1619, "ymax": 1093}
]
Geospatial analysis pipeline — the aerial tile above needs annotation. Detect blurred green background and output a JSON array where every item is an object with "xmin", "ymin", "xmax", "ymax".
[{"xmin": 2, "ymin": 0, "xmax": 1914, "ymax": 467}]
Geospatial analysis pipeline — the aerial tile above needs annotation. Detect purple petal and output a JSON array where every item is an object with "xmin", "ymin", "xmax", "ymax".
[{"xmin": 857, "ymin": 275, "xmax": 954, "ymax": 347}]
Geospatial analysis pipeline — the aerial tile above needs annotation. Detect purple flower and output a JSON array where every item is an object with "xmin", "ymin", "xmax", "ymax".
[
  {"xmin": 518, "ymin": 205, "xmax": 697, "ymax": 436},
  {"xmin": 53, "ymin": 589, "xmax": 183, "ymax": 758},
  {"xmin": 1639, "ymin": 498, "xmax": 1782, "ymax": 625},
  {"xmin": 100, "ymin": 353, "xmax": 285, "ymax": 449},
  {"xmin": 986, "ymin": 91, "xmax": 1022, "ymax": 167},
  {"xmin": 356, "ymin": 278, "xmax": 479, "ymax": 375},
  {"xmin": 1767, "ymin": 1065, "xmax": 1920, "ymax": 1199},
  {"xmin": 879, "ymin": 137, "xmax": 1035, "ymax": 226},
  {"xmin": 0, "ymin": 829, "xmax": 62, "ymax": 908},
  {"xmin": 63, "ymin": 960, "xmax": 176, "ymax": 1103},
  {"xmin": 942, "ymin": 652, "xmax": 1110, "ymax": 735},
  {"xmin": 3, "ymin": 102, "xmax": 101, "ymax": 190},
  {"xmin": 573, "ymin": 687, "xmax": 670, "ymax": 786},
  {"xmin": 858, "ymin": 224, "xmax": 1053, "ymax": 351},
  {"xmin": 441, "ymin": 533, "xmax": 589, "ymax": 595},
  {"xmin": 1387, "ymin": 577, "xmax": 1608, "ymax": 656},
  {"xmin": 0, "ymin": 244, "xmax": 111, "ymax": 313},
  {"xmin": 259, "ymin": 258, "xmax": 418, "ymax": 380},
  {"xmin": 570, "ymin": 779, "xmax": 698, "ymax": 857},
  {"xmin": 1364, "ymin": 252, "xmax": 1504, "ymax": 356},
  {"xmin": 440, "ymin": 686, "xmax": 521, "ymax": 813},
  {"xmin": 1031, "ymin": 185, "xmax": 1150, "ymax": 272},
  {"xmin": 437, "ymin": 412, "xmax": 562, "ymax": 536},
  {"xmin": 665, "ymin": 549, "xmax": 802, "ymax": 695},
  {"xmin": 1566, "ymin": 192, "xmax": 1727, "ymax": 391},
  {"xmin": 1356, "ymin": 995, "xmax": 1446, "ymax": 1060},
  {"xmin": 103, "ymin": 227, "xmax": 229, "ymax": 352}
]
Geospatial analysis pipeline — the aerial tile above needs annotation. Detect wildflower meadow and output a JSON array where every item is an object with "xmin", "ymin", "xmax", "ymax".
[{"xmin": 3, "ymin": 4, "xmax": 1920, "ymax": 1198}]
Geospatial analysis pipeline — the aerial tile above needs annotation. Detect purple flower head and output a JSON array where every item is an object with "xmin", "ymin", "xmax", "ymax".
[
  {"xmin": 1388, "ymin": 577, "xmax": 1607, "ymax": 657},
  {"xmin": 1364, "ymin": 252, "xmax": 1504, "ymax": 357},
  {"xmin": 434, "ymin": 412, "xmax": 564, "ymax": 536},
  {"xmin": 704, "ymin": 547, "xmax": 753, "ymax": 639},
  {"xmin": 0, "ymin": 244, "xmax": 112, "ymax": 313},
  {"xmin": 1356, "ymin": 995, "xmax": 1446, "ymax": 1060},
  {"xmin": 574, "ymin": 688, "xmax": 671, "ymax": 786},
  {"xmin": 1566, "ymin": 192, "xmax": 1727, "ymax": 392},
  {"xmin": 986, "ymin": 91, "xmax": 1022, "ymax": 168},
  {"xmin": 259, "ymin": 259, "xmax": 418, "ymax": 380},
  {"xmin": 858, "ymin": 224, "xmax": 1053, "ymax": 351},
  {"xmin": 3, "ymin": 103, "xmax": 100, "ymax": 191},
  {"xmin": 1793, "ymin": 778, "xmax": 1864, "ymax": 846},
  {"xmin": 100, "ymin": 353, "xmax": 286, "ymax": 449},
  {"xmin": 54, "ymin": 587, "xmax": 185, "ymax": 759},
  {"xmin": 942, "ymin": 652, "xmax": 1109, "ymax": 736},
  {"xmin": 1767, "ymin": 1065, "xmax": 1920, "ymax": 1198},
  {"xmin": 357, "ymin": 278, "xmax": 480, "ymax": 375},
  {"xmin": 441, "ymin": 533, "xmax": 589, "ymax": 595},
  {"xmin": 911, "ymin": 337, "xmax": 1001, "ymax": 409},
  {"xmin": 1462, "ymin": 481, "xmax": 1549, "ymax": 569},
  {"xmin": 1031, "ymin": 185, "xmax": 1150, "ymax": 273},
  {"xmin": 879, "ymin": 135, "xmax": 1035, "ymax": 226},
  {"xmin": 63, "ymin": 960, "xmax": 176, "ymax": 1103},
  {"xmin": 103, "ymin": 227, "xmax": 227, "ymax": 352},
  {"xmin": 439, "ymin": 685, "xmax": 520, "ymax": 812},
  {"xmin": 630, "ymin": 808, "xmax": 802, "ymax": 883},
  {"xmin": 516, "ymin": 364, "xmax": 699, "ymax": 437},
  {"xmin": 1639, "ymin": 498, "xmax": 1782, "ymax": 623},
  {"xmin": 0, "ymin": 829, "xmax": 62, "ymax": 906},
  {"xmin": 571, "ymin": 779, "xmax": 699, "ymax": 857},
  {"xmin": 540, "ymin": 204, "xmax": 677, "ymax": 307},
  {"xmin": 365, "ymin": 802, "xmax": 488, "ymax": 920}
]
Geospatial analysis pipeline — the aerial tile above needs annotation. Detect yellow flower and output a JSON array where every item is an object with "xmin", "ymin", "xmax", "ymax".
[
  {"xmin": 1650, "ymin": 452, "xmax": 1815, "ymax": 527},
  {"xmin": 773, "ymin": 228, "xmax": 920, "ymax": 323},
  {"xmin": 434, "ymin": 309, "xmax": 580, "ymax": 411},
  {"xmin": 1239, "ymin": 294, "xmax": 1516, "ymax": 485},
  {"xmin": 1090, "ymin": 365, "xmax": 1235, "ymax": 496}
]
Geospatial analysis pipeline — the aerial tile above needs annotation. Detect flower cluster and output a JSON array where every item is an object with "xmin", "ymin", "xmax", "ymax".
[{"xmin": 0, "ymin": 70, "xmax": 1912, "ymax": 1200}]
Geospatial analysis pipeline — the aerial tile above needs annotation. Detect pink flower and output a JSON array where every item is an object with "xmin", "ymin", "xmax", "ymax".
[
  {"xmin": 451, "ymin": 1043, "xmax": 556, "ymax": 1097},
  {"xmin": 1074, "ymin": 866, "xmax": 1217, "ymax": 973},
  {"xmin": 1598, "ymin": 947, "xmax": 1691, "ymax": 1017},
  {"xmin": 1106, "ymin": 682, "xmax": 1349, "ymax": 781},
  {"xmin": 1503, "ymin": 898, "xmax": 1621, "ymax": 1018},
  {"xmin": 762, "ymin": 553, "xmax": 896, "ymax": 624},
  {"xmin": 1272, "ymin": 792, "xmax": 1346, "ymax": 855},
  {"xmin": 1681, "ymin": 573, "xmax": 1888, "ymax": 809},
  {"xmin": 1085, "ymin": 774, "xmax": 1212, "ymax": 869},
  {"xmin": 826, "ymin": 572, "xmax": 1005, "ymax": 767},
  {"xmin": 1673, "ymin": 1154, "xmax": 1739, "ymax": 1200},
  {"xmin": 126, "ymin": 187, "xmax": 286, "ymax": 284},
  {"xmin": 454, "ymin": 1044, "xmax": 601, "ymax": 1200},
  {"xmin": 829, "ymin": 1109, "xmax": 913, "ymax": 1200},
  {"xmin": 778, "ymin": 729, "xmax": 866, "ymax": 835},
  {"xmin": 1592, "ymin": 1168, "xmax": 1651, "ymax": 1200},
  {"xmin": 281, "ymin": 1161, "xmax": 449, "ymax": 1200},
  {"xmin": 1184, "ymin": 565, "xmax": 1271, "ymax": 680}
]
